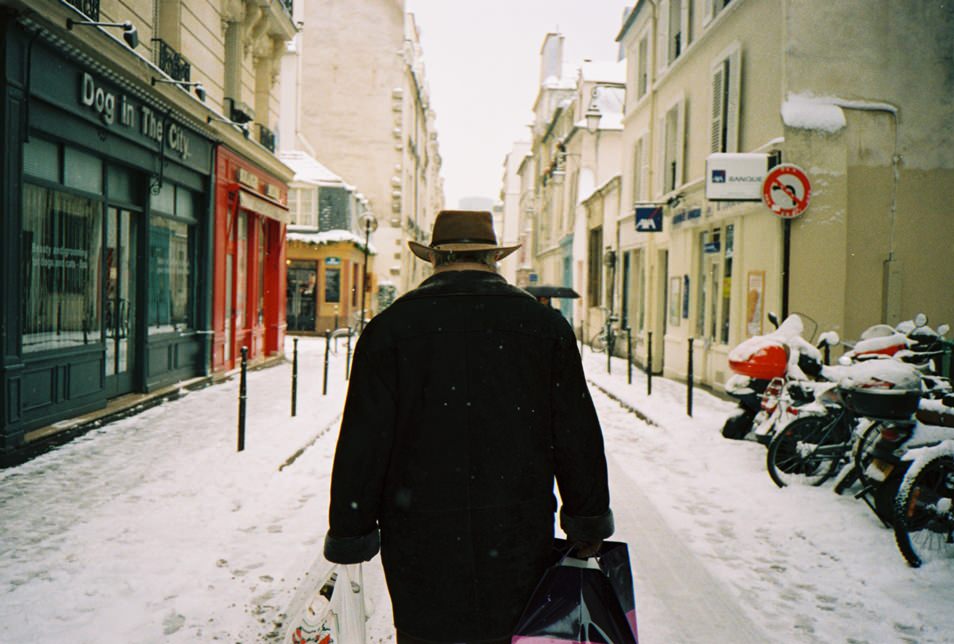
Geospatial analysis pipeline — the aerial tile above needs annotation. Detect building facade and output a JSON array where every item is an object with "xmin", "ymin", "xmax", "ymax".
[
  {"xmin": 616, "ymin": 0, "xmax": 954, "ymax": 388},
  {"xmin": 0, "ymin": 0, "xmax": 295, "ymax": 462},
  {"xmin": 293, "ymin": 0, "xmax": 442, "ymax": 301}
]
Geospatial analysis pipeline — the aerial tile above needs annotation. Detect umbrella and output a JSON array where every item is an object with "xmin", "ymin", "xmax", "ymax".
[{"xmin": 525, "ymin": 285, "xmax": 580, "ymax": 299}]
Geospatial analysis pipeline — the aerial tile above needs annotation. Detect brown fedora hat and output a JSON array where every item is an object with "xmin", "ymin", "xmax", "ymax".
[{"xmin": 408, "ymin": 210, "xmax": 520, "ymax": 261}]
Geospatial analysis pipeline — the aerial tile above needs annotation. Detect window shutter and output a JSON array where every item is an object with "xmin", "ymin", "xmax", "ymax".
[
  {"xmin": 675, "ymin": 99, "xmax": 686, "ymax": 189},
  {"xmin": 710, "ymin": 62, "xmax": 725, "ymax": 152},
  {"xmin": 703, "ymin": 0, "xmax": 714, "ymax": 26},
  {"xmin": 657, "ymin": 0, "xmax": 670, "ymax": 72},
  {"xmin": 725, "ymin": 48, "xmax": 742, "ymax": 153},
  {"xmin": 632, "ymin": 141, "xmax": 642, "ymax": 204},
  {"xmin": 655, "ymin": 117, "xmax": 666, "ymax": 197}
]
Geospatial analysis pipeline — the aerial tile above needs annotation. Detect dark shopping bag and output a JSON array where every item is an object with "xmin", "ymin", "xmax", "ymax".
[{"xmin": 512, "ymin": 539, "xmax": 638, "ymax": 643}]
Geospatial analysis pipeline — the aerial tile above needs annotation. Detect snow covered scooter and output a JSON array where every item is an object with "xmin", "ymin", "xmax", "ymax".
[{"xmin": 722, "ymin": 313, "xmax": 835, "ymax": 443}]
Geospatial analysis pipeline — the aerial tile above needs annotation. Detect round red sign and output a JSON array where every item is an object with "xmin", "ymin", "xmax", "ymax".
[{"xmin": 761, "ymin": 164, "xmax": 811, "ymax": 218}]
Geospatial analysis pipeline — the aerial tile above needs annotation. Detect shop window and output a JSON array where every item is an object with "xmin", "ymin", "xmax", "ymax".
[
  {"xmin": 697, "ymin": 224, "xmax": 734, "ymax": 344},
  {"xmin": 150, "ymin": 181, "xmax": 175, "ymax": 214},
  {"xmin": 286, "ymin": 261, "xmax": 317, "ymax": 332},
  {"xmin": 148, "ymin": 216, "xmax": 193, "ymax": 334},
  {"xmin": 721, "ymin": 224, "xmax": 734, "ymax": 344},
  {"xmin": 107, "ymin": 165, "xmax": 139, "ymax": 204},
  {"xmin": 325, "ymin": 267, "xmax": 341, "ymax": 303},
  {"xmin": 21, "ymin": 183, "xmax": 102, "ymax": 353}
]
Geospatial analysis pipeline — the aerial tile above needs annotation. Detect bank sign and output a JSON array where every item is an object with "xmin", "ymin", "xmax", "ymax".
[{"xmin": 705, "ymin": 153, "xmax": 769, "ymax": 201}]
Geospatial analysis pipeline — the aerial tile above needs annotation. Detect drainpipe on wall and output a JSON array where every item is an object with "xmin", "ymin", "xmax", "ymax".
[{"xmin": 831, "ymin": 100, "xmax": 901, "ymax": 324}]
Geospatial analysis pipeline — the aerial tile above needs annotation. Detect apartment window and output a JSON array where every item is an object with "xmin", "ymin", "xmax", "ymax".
[
  {"xmin": 659, "ymin": 0, "xmax": 691, "ymax": 69},
  {"xmin": 662, "ymin": 101, "xmax": 685, "ymax": 193},
  {"xmin": 711, "ymin": 46, "xmax": 742, "ymax": 153},
  {"xmin": 669, "ymin": 0, "xmax": 683, "ymax": 62},
  {"xmin": 637, "ymin": 35, "xmax": 649, "ymax": 98},
  {"xmin": 631, "ymin": 137, "xmax": 645, "ymax": 204},
  {"xmin": 704, "ymin": 0, "xmax": 733, "ymax": 27},
  {"xmin": 587, "ymin": 227, "xmax": 603, "ymax": 307}
]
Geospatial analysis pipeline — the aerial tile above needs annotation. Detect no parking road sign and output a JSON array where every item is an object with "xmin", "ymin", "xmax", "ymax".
[{"xmin": 762, "ymin": 164, "xmax": 811, "ymax": 218}]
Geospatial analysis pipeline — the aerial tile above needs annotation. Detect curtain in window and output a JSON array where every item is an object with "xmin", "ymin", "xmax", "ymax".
[{"xmin": 22, "ymin": 184, "xmax": 102, "ymax": 352}]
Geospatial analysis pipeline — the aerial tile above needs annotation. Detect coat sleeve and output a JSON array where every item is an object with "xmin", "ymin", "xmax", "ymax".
[
  {"xmin": 324, "ymin": 329, "xmax": 397, "ymax": 563},
  {"xmin": 551, "ymin": 323, "xmax": 615, "ymax": 542}
]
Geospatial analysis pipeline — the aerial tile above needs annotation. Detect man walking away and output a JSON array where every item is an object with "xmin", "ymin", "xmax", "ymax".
[{"xmin": 324, "ymin": 210, "xmax": 614, "ymax": 643}]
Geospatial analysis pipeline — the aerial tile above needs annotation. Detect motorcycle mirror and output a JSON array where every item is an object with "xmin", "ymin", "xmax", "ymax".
[
  {"xmin": 938, "ymin": 323, "xmax": 950, "ymax": 336},
  {"xmin": 914, "ymin": 312, "xmax": 928, "ymax": 327},
  {"xmin": 767, "ymin": 312, "xmax": 780, "ymax": 329},
  {"xmin": 818, "ymin": 331, "xmax": 840, "ymax": 347}
]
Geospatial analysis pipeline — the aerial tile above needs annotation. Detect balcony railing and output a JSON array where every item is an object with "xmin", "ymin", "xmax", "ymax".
[
  {"xmin": 278, "ymin": 0, "xmax": 293, "ymax": 20},
  {"xmin": 258, "ymin": 125, "xmax": 276, "ymax": 153},
  {"xmin": 66, "ymin": 0, "xmax": 100, "ymax": 21},
  {"xmin": 153, "ymin": 39, "xmax": 191, "ymax": 83}
]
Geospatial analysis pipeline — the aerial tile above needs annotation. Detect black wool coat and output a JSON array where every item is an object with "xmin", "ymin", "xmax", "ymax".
[{"xmin": 324, "ymin": 270, "xmax": 614, "ymax": 642}]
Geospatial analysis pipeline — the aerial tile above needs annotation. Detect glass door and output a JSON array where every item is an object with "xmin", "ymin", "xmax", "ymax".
[{"xmin": 105, "ymin": 207, "xmax": 138, "ymax": 396}]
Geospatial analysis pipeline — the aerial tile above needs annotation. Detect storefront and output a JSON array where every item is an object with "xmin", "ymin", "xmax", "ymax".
[
  {"xmin": 285, "ymin": 234, "xmax": 374, "ymax": 334},
  {"xmin": 210, "ymin": 149, "xmax": 288, "ymax": 372},
  {"xmin": 0, "ymin": 18, "xmax": 215, "ymax": 457}
]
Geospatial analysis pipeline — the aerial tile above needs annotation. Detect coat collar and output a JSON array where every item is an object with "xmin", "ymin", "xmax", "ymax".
[{"xmin": 398, "ymin": 270, "xmax": 531, "ymax": 302}]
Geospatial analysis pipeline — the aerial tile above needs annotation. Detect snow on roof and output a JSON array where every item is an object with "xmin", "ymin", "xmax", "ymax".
[
  {"xmin": 287, "ymin": 229, "xmax": 377, "ymax": 253},
  {"xmin": 580, "ymin": 59, "xmax": 626, "ymax": 84},
  {"xmin": 278, "ymin": 151, "xmax": 351, "ymax": 187}
]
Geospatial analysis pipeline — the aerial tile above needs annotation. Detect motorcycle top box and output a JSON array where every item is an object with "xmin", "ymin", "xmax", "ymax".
[
  {"xmin": 842, "ymin": 388, "xmax": 921, "ymax": 421},
  {"xmin": 728, "ymin": 343, "xmax": 788, "ymax": 380}
]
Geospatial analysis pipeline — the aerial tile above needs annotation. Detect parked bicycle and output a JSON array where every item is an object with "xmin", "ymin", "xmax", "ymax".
[{"xmin": 589, "ymin": 313, "xmax": 620, "ymax": 354}]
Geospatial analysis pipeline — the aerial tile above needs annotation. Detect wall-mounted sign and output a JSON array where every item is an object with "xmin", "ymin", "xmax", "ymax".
[
  {"xmin": 705, "ymin": 153, "xmax": 769, "ymax": 201},
  {"xmin": 265, "ymin": 183, "xmax": 281, "ymax": 201},
  {"xmin": 236, "ymin": 168, "xmax": 261, "ymax": 191},
  {"xmin": 325, "ymin": 257, "xmax": 341, "ymax": 266},
  {"xmin": 634, "ymin": 205, "xmax": 663, "ymax": 232},
  {"xmin": 762, "ymin": 164, "xmax": 811, "ymax": 218},
  {"xmin": 704, "ymin": 241, "xmax": 721, "ymax": 254},
  {"xmin": 77, "ymin": 72, "xmax": 195, "ymax": 162}
]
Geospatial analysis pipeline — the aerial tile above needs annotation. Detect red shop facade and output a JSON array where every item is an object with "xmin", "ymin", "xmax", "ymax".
[{"xmin": 212, "ymin": 147, "xmax": 289, "ymax": 372}]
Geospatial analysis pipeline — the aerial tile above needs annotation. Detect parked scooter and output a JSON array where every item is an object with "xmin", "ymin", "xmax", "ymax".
[{"xmin": 722, "ymin": 313, "xmax": 835, "ymax": 443}]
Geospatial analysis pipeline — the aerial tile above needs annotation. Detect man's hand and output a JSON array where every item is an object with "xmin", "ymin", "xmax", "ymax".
[{"xmin": 572, "ymin": 540, "xmax": 602, "ymax": 558}]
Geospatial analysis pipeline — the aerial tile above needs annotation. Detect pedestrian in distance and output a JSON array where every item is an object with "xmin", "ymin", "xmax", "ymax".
[{"xmin": 324, "ymin": 210, "xmax": 614, "ymax": 643}]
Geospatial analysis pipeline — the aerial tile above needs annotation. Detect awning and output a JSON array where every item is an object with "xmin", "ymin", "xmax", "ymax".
[{"xmin": 237, "ymin": 188, "xmax": 290, "ymax": 224}]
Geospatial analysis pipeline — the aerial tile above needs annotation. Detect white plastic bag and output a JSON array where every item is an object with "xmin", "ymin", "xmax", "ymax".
[{"xmin": 288, "ymin": 564, "xmax": 367, "ymax": 644}]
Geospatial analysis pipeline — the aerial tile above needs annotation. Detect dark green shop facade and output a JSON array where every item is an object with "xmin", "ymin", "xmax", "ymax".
[{"xmin": 0, "ymin": 18, "xmax": 215, "ymax": 463}]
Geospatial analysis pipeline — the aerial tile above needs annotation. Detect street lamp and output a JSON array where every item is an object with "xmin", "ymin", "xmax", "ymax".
[
  {"xmin": 358, "ymin": 211, "xmax": 378, "ymax": 333},
  {"xmin": 585, "ymin": 96, "xmax": 602, "ymax": 134}
]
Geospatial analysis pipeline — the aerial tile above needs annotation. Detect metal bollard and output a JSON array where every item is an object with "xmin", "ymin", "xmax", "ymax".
[
  {"xmin": 627, "ymin": 328, "xmax": 633, "ymax": 385},
  {"xmin": 323, "ymin": 329, "xmax": 331, "ymax": 395},
  {"xmin": 580, "ymin": 324, "xmax": 584, "ymax": 356},
  {"xmin": 647, "ymin": 331, "xmax": 653, "ymax": 396},
  {"xmin": 345, "ymin": 328, "xmax": 353, "ymax": 380},
  {"xmin": 291, "ymin": 337, "xmax": 299, "ymax": 417},
  {"xmin": 824, "ymin": 343, "xmax": 831, "ymax": 366},
  {"xmin": 687, "ymin": 337, "xmax": 694, "ymax": 417},
  {"xmin": 237, "ymin": 346, "xmax": 248, "ymax": 452},
  {"xmin": 605, "ymin": 320, "xmax": 612, "ymax": 375}
]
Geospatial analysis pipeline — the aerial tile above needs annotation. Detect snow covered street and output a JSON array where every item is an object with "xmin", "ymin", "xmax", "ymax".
[{"xmin": 1, "ymin": 336, "xmax": 953, "ymax": 643}]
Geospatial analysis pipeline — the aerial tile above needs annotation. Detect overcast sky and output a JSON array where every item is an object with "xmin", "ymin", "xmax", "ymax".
[{"xmin": 405, "ymin": 0, "xmax": 631, "ymax": 209}]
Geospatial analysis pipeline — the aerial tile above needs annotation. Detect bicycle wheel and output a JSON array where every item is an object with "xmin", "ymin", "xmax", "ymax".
[
  {"xmin": 851, "ymin": 420, "xmax": 882, "ymax": 489},
  {"xmin": 590, "ymin": 333, "xmax": 606, "ymax": 353},
  {"xmin": 766, "ymin": 414, "xmax": 848, "ymax": 488},
  {"xmin": 894, "ymin": 455, "xmax": 954, "ymax": 567}
]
